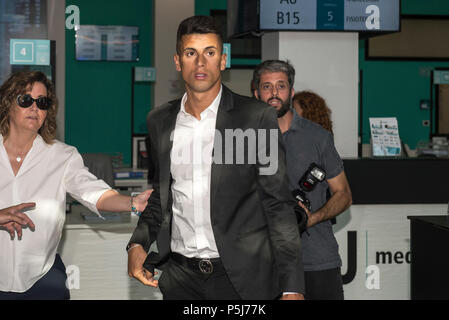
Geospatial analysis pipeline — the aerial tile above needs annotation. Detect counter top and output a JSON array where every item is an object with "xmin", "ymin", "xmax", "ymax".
[
  {"xmin": 343, "ymin": 158, "xmax": 449, "ymax": 204},
  {"xmin": 408, "ymin": 215, "xmax": 449, "ymax": 230}
]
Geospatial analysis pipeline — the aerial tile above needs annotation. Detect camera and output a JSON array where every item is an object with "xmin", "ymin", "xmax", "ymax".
[{"xmin": 291, "ymin": 163, "xmax": 326, "ymax": 234}]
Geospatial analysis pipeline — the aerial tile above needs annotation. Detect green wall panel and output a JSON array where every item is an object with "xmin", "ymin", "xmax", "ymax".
[
  {"xmin": 359, "ymin": 57, "xmax": 449, "ymax": 148},
  {"xmin": 402, "ymin": 0, "xmax": 449, "ymax": 15},
  {"xmin": 360, "ymin": 1, "xmax": 449, "ymax": 148},
  {"xmin": 195, "ymin": 0, "xmax": 226, "ymax": 16},
  {"xmin": 65, "ymin": 0, "xmax": 153, "ymax": 166}
]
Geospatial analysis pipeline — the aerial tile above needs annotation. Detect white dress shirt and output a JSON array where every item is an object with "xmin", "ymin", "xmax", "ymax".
[
  {"xmin": 0, "ymin": 134, "xmax": 111, "ymax": 292},
  {"xmin": 170, "ymin": 87, "xmax": 222, "ymax": 259}
]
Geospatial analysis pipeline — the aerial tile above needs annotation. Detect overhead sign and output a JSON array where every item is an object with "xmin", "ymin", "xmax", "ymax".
[
  {"xmin": 10, "ymin": 39, "xmax": 51, "ymax": 65},
  {"xmin": 259, "ymin": 0, "xmax": 400, "ymax": 32}
]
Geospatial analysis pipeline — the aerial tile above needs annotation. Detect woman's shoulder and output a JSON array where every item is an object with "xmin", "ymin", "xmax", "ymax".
[{"xmin": 45, "ymin": 138, "xmax": 79, "ymax": 156}]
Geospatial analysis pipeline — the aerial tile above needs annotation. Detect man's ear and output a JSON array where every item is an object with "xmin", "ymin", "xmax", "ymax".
[
  {"xmin": 291, "ymin": 88, "xmax": 295, "ymax": 99},
  {"xmin": 174, "ymin": 54, "xmax": 181, "ymax": 72},
  {"xmin": 220, "ymin": 53, "xmax": 227, "ymax": 71},
  {"xmin": 254, "ymin": 89, "xmax": 260, "ymax": 100}
]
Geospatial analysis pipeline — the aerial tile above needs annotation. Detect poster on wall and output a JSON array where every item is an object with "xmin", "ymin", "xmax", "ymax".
[{"xmin": 369, "ymin": 117, "xmax": 401, "ymax": 156}]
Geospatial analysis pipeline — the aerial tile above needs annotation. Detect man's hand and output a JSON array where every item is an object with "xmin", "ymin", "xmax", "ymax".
[
  {"xmin": 280, "ymin": 293, "xmax": 305, "ymax": 300},
  {"xmin": 127, "ymin": 244, "xmax": 158, "ymax": 287},
  {"xmin": 0, "ymin": 203, "xmax": 36, "ymax": 240},
  {"xmin": 297, "ymin": 201, "xmax": 316, "ymax": 228}
]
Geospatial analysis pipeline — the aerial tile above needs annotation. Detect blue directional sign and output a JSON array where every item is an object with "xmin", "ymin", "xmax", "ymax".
[
  {"xmin": 10, "ymin": 39, "xmax": 51, "ymax": 65},
  {"xmin": 317, "ymin": 0, "xmax": 344, "ymax": 30},
  {"xmin": 223, "ymin": 43, "xmax": 231, "ymax": 68}
]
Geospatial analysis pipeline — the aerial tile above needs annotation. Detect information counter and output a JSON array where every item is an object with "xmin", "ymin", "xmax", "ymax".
[
  {"xmin": 343, "ymin": 157, "xmax": 449, "ymax": 204},
  {"xmin": 407, "ymin": 216, "xmax": 449, "ymax": 300},
  {"xmin": 332, "ymin": 157, "xmax": 448, "ymax": 299}
]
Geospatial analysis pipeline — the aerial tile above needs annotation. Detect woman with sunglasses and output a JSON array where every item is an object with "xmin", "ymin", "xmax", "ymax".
[{"xmin": 0, "ymin": 71, "xmax": 152, "ymax": 300}]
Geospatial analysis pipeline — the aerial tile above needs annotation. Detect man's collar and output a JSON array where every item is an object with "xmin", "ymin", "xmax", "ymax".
[
  {"xmin": 288, "ymin": 108, "xmax": 304, "ymax": 131},
  {"xmin": 180, "ymin": 85, "xmax": 222, "ymax": 116}
]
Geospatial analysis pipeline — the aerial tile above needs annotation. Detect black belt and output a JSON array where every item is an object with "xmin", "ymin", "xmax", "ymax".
[{"xmin": 170, "ymin": 252, "xmax": 223, "ymax": 274}]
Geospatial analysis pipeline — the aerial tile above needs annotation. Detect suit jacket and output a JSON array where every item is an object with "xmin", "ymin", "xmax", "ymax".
[{"xmin": 129, "ymin": 85, "xmax": 305, "ymax": 299}]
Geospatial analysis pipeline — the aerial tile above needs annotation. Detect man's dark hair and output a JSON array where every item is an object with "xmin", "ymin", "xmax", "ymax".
[
  {"xmin": 176, "ymin": 15, "xmax": 224, "ymax": 55},
  {"xmin": 252, "ymin": 60, "xmax": 296, "ymax": 93}
]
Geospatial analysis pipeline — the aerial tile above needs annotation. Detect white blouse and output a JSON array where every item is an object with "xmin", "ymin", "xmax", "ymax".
[{"xmin": 0, "ymin": 134, "xmax": 111, "ymax": 293}]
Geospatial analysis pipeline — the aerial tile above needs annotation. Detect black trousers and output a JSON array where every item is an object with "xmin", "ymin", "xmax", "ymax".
[
  {"xmin": 0, "ymin": 254, "xmax": 70, "ymax": 300},
  {"xmin": 304, "ymin": 267, "xmax": 344, "ymax": 300},
  {"xmin": 159, "ymin": 254, "xmax": 241, "ymax": 300}
]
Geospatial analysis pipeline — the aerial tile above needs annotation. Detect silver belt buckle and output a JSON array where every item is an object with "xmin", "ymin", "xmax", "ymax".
[{"xmin": 199, "ymin": 259, "xmax": 213, "ymax": 274}]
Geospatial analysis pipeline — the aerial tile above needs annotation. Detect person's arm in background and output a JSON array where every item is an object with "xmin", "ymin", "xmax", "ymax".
[
  {"xmin": 64, "ymin": 149, "xmax": 152, "ymax": 216},
  {"xmin": 96, "ymin": 189, "xmax": 152, "ymax": 213},
  {"xmin": 298, "ymin": 131, "xmax": 352, "ymax": 228},
  {"xmin": 304, "ymin": 171, "xmax": 352, "ymax": 228},
  {"xmin": 63, "ymin": 144, "xmax": 156, "ymax": 286}
]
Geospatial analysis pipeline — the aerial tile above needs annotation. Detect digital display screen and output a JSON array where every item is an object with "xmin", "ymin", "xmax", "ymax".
[{"xmin": 76, "ymin": 25, "xmax": 139, "ymax": 61}]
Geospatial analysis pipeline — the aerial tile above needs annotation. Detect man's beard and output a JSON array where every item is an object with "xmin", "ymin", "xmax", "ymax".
[{"xmin": 268, "ymin": 97, "xmax": 291, "ymax": 118}]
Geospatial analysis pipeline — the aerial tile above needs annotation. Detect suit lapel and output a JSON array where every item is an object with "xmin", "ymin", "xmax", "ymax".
[
  {"xmin": 210, "ymin": 86, "xmax": 234, "ymax": 209},
  {"xmin": 153, "ymin": 100, "xmax": 180, "ymax": 260},
  {"xmin": 158, "ymin": 101, "xmax": 180, "ymax": 213}
]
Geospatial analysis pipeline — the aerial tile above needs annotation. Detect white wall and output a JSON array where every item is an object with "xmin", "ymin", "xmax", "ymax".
[
  {"xmin": 222, "ymin": 68, "xmax": 254, "ymax": 97},
  {"xmin": 154, "ymin": 0, "xmax": 195, "ymax": 107},
  {"xmin": 47, "ymin": 0, "xmax": 66, "ymax": 141},
  {"xmin": 262, "ymin": 32, "xmax": 359, "ymax": 158}
]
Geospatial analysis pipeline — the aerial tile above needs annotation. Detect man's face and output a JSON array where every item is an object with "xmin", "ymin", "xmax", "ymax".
[
  {"xmin": 174, "ymin": 33, "xmax": 226, "ymax": 94},
  {"xmin": 254, "ymin": 71, "xmax": 294, "ymax": 118}
]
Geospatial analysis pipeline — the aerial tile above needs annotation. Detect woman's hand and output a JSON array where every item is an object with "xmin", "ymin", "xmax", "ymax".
[
  {"xmin": 132, "ymin": 189, "xmax": 153, "ymax": 212},
  {"xmin": 0, "ymin": 203, "xmax": 36, "ymax": 240}
]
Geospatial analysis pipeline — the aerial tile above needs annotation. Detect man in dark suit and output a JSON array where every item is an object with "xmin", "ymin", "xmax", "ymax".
[{"xmin": 126, "ymin": 15, "xmax": 305, "ymax": 300}]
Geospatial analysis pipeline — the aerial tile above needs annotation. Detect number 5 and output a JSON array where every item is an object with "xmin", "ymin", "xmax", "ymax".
[
  {"xmin": 293, "ymin": 12, "xmax": 300, "ymax": 24},
  {"xmin": 328, "ymin": 11, "xmax": 333, "ymax": 21}
]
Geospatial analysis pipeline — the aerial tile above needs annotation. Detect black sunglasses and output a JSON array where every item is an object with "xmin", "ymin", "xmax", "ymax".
[{"xmin": 16, "ymin": 94, "xmax": 52, "ymax": 110}]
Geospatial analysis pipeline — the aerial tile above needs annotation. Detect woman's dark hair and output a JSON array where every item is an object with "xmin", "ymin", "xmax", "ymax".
[
  {"xmin": 293, "ymin": 90, "xmax": 333, "ymax": 135},
  {"xmin": 0, "ymin": 71, "xmax": 57, "ymax": 144}
]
